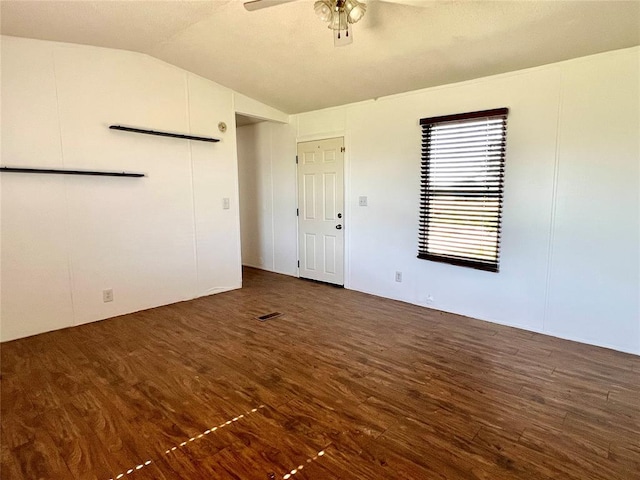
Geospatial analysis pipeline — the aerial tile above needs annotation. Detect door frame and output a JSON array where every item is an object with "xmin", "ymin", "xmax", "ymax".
[{"xmin": 295, "ymin": 134, "xmax": 349, "ymax": 288}]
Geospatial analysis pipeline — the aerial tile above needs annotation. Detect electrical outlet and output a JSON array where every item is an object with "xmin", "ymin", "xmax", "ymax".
[
  {"xmin": 395, "ymin": 271, "xmax": 402, "ymax": 282},
  {"xmin": 103, "ymin": 289, "xmax": 113, "ymax": 303},
  {"xmin": 358, "ymin": 196, "xmax": 368, "ymax": 207},
  {"xmin": 222, "ymin": 197, "xmax": 230, "ymax": 210},
  {"xmin": 425, "ymin": 294, "xmax": 434, "ymax": 305}
]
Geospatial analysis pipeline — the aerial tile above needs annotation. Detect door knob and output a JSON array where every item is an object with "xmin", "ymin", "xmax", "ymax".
[
  {"xmin": 337, "ymin": 213, "xmax": 342, "ymax": 218},
  {"xmin": 336, "ymin": 224, "xmax": 342, "ymax": 230}
]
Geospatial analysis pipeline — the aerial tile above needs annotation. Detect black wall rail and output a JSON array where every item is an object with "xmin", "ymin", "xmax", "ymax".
[
  {"xmin": 109, "ymin": 125, "xmax": 220, "ymax": 143},
  {"xmin": 1, "ymin": 167, "xmax": 145, "ymax": 177}
]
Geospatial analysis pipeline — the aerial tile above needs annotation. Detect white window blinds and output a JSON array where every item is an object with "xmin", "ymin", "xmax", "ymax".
[{"xmin": 419, "ymin": 108, "xmax": 509, "ymax": 272}]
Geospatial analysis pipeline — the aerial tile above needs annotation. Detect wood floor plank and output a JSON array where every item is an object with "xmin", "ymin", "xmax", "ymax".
[
  {"xmin": 1, "ymin": 442, "xmax": 24, "ymax": 480},
  {"xmin": 1, "ymin": 267, "xmax": 639, "ymax": 479},
  {"xmin": 10, "ymin": 430, "xmax": 75, "ymax": 480}
]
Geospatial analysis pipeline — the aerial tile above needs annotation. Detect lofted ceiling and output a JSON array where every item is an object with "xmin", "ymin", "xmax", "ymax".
[{"xmin": 1, "ymin": 0, "xmax": 639, "ymax": 114}]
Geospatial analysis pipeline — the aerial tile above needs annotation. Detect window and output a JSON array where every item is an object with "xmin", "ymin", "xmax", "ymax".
[{"xmin": 418, "ymin": 108, "xmax": 508, "ymax": 272}]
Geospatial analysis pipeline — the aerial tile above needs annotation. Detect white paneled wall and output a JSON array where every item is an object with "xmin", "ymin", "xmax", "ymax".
[
  {"xmin": 260, "ymin": 47, "xmax": 640, "ymax": 354},
  {"xmin": 544, "ymin": 52, "xmax": 640, "ymax": 350},
  {"xmin": 5, "ymin": 35, "xmax": 636, "ymax": 355},
  {"xmin": 0, "ymin": 36, "xmax": 285, "ymax": 341}
]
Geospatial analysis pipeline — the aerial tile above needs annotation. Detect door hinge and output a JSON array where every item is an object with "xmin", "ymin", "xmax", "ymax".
[
  {"xmin": 295, "ymin": 155, "xmax": 298, "ymax": 164},
  {"xmin": 340, "ymin": 147, "xmax": 345, "ymax": 152},
  {"xmin": 296, "ymin": 208, "xmax": 299, "ymax": 216},
  {"xmin": 297, "ymin": 260, "xmax": 300, "ymax": 268}
]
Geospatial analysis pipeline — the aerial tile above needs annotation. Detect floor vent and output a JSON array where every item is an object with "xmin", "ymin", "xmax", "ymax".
[{"xmin": 257, "ymin": 312, "xmax": 283, "ymax": 322}]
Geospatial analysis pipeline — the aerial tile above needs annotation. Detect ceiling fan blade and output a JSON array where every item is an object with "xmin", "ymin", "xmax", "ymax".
[{"xmin": 243, "ymin": 0, "xmax": 298, "ymax": 11}]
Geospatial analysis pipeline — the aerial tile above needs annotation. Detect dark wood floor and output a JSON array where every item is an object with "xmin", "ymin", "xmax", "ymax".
[{"xmin": 1, "ymin": 267, "xmax": 639, "ymax": 479}]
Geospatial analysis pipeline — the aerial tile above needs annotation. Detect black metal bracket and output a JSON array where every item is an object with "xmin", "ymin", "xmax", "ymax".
[
  {"xmin": 0, "ymin": 167, "xmax": 145, "ymax": 177},
  {"xmin": 109, "ymin": 125, "xmax": 220, "ymax": 143}
]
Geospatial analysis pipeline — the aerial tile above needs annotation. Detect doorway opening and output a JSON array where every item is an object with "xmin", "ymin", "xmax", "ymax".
[{"xmin": 236, "ymin": 113, "xmax": 268, "ymax": 278}]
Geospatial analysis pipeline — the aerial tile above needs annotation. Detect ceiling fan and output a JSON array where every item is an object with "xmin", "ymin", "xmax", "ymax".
[{"xmin": 244, "ymin": 0, "xmax": 420, "ymax": 46}]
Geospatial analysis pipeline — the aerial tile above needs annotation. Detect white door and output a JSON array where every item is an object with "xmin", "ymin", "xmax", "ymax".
[{"xmin": 297, "ymin": 137, "xmax": 344, "ymax": 285}]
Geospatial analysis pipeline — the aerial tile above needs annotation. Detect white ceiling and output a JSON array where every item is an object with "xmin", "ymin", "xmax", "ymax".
[{"xmin": 2, "ymin": 1, "xmax": 639, "ymax": 114}]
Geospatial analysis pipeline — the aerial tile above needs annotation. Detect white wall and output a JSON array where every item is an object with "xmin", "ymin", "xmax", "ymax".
[
  {"xmin": 237, "ymin": 121, "xmax": 297, "ymax": 275},
  {"xmin": 0, "ymin": 36, "xmax": 285, "ymax": 341},
  {"xmin": 13, "ymin": 37, "xmax": 633, "ymax": 353},
  {"xmin": 234, "ymin": 93, "xmax": 289, "ymax": 124},
  {"xmin": 258, "ymin": 47, "xmax": 640, "ymax": 355}
]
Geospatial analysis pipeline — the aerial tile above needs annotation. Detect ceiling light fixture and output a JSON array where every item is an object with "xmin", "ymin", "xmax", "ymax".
[{"xmin": 314, "ymin": 0, "xmax": 367, "ymax": 46}]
